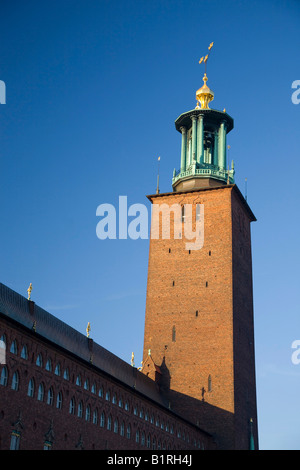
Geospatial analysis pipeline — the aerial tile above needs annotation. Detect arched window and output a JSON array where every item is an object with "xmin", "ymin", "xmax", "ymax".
[
  {"xmin": 37, "ymin": 383, "xmax": 44, "ymax": 401},
  {"xmin": 126, "ymin": 424, "xmax": 131, "ymax": 439},
  {"xmin": 0, "ymin": 366, "xmax": 8, "ymax": 386},
  {"xmin": 181, "ymin": 205, "xmax": 185, "ymax": 222},
  {"xmin": 45, "ymin": 358, "xmax": 52, "ymax": 371},
  {"xmin": 93, "ymin": 408, "xmax": 98, "ymax": 424},
  {"xmin": 11, "ymin": 371, "xmax": 19, "ymax": 391},
  {"xmin": 141, "ymin": 431, "xmax": 145, "ymax": 446},
  {"xmin": 91, "ymin": 382, "xmax": 96, "ymax": 394},
  {"xmin": 120, "ymin": 421, "xmax": 125, "ymax": 436},
  {"xmin": 36, "ymin": 353, "xmax": 42, "ymax": 367},
  {"xmin": 54, "ymin": 363, "xmax": 61, "ymax": 376},
  {"xmin": 84, "ymin": 379, "xmax": 89, "ymax": 390},
  {"xmin": 10, "ymin": 340, "xmax": 17, "ymax": 355},
  {"xmin": 69, "ymin": 397, "xmax": 75, "ymax": 414},
  {"xmin": 135, "ymin": 429, "xmax": 140, "ymax": 443},
  {"xmin": 63, "ymin": 368, "xmax": 69, "ymax": 380},
  {"xmin": 114, "ymin": 418, "xmax": 118, "ymax": 433},
  {"xmin": 147, "ymin": 434, "xmax": 151, "ymax": 449},
  {"xmin": 76, "ymin": 374, "xmax": 81, "ymax": 386},
  {"xmin": 100, "ymin": 412, "xmax": 105, "ymax": 428},
  {"xmin": 85, "ymin": 405, "xmax": 91, "ymax": 422},
  {"xmin": 21, "ymin": 345, "xmax": 28, "ymax": 359},
  {"xmin": 78, "ymin": 401, "xmax": 83, "ymax": 418},
  {"xmin": 47, "ymin": 387, "xmax": 54, "ymax": 405},
  {"xmin": 112, "ymin": 393, "xmax": 117, "ymax": 404},
  {"xmin": 56, "ymin": 391, "xmax": 62, "ymax": 409},
  {"xmin": 105, "ymin": 390, "xmax": 110, "ymax": 401},
  {"xmin": 27, "ymin": 378, "xmax": 35, "ymax": 397},
  {"xmin": 98, "ymin": 386, "xmax": 103, "ymax": 398},
  {"xmin": 107, "ymin": 414, "xmax": 112, "ymax": 431}
]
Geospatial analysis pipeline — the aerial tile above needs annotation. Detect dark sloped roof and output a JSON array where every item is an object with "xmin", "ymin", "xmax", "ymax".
[{"xmin": 0, "ymin": 283, "xmax": 167, "ymax": 408}]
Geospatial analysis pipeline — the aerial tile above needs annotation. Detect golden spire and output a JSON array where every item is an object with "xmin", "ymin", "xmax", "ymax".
[
  {"xmin": 86, "ymin": 322, "xmax": 91, "ymax": 338},
  {"xmin": 196, "ymin": 42, "xmax": 214, "ymax": 109},
  {"xmin": 27, "ymin": 283, "xmax": 32, "ymax": 300}
]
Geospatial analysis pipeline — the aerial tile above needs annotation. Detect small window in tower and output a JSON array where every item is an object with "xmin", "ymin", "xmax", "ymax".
[
  {"xmin": 172, "ymin": 326, "xmax": 176, "ymax": 342},
  {"xmin": 172, "ymin": 281, "xmax": 175, "ymax": 287},
  {"xmin": 208, "ymin": 375, "xmax": 212, "ymax": 392},
  {"xmin": 169, "ymin": 248, "xmax": 171, "ymax": 253},
  {"xmin": 181, "ymin": 206, "xmax": 185, "ymax": 222},
  {"xmin": 206, "ymin": 281, "xmax": 208, "ymax": 287},
  {"xmin": 209, "ymin": 250, "xmax": 211, "ymax": 256},
  {"xmin": 196, "ymin": 311, "xmax": 198, "ymax": 317},
  {"xmin": 188, "ymin": 250, "xmax": 191, "ymax": 254},
  {"xmin": 196, "ymin": 204, "xmax": 201, "ymax": 221}
]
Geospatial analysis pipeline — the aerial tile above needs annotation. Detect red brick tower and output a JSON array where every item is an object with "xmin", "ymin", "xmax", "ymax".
[{"xmin": 142, "ymin": 66, "xmax": 258, "ymax": 450}]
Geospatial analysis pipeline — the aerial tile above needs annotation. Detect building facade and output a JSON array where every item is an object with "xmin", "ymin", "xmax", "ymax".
[{"xmin": 0, "ymin": 68, "xmax": 258, "ymax": 450}]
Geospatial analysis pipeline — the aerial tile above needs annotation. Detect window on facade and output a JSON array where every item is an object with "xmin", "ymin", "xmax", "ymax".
[
  {"xmin": 69, "ymin": 397, "xmax": 75, "ymax": 414},
  {"xmin": 43, "ymin": 441, "xmax": 52, "ymax": 450},
  {"xmin": 98, "ymin": 386, "xmax": 103, "ymax": 398},
  {"xmin": 27, "ymin": 378, "xmax": 35, "ymax": 397},
  {"xmin": 118, "ymin": 397, "xmax": 123, "ymax": 408},
  {"xmin": 37, "ymin": 383, "xmax": 44, "ymax": 401},
  {"xmin": 91, "ymin": 383, "xmax": 96, "ymax": 394},
  {"xmin": 11, "ymin": 371, "xmax": 19, "ymax": 391},
  {"xmin": 135, "ymin": 429, "xmax": 140, "ymax": 443},
  {"xmin": 139, "ymin": 408, "xmax": 144, "ymax": 419},
  {"xmin": 126, "ymin": 424, "xmax": 131, "ymax": 439},
  {"xmin": 107, "ymin": 415, "xmax": 112, "ymax": 431},
  {"xmin": 63, "ymin": 368, "xmax": 69, "ymax": 380},
  {"xmin": 141, "ymin": 432, "xmax": 145, "ymax": 446},
  {"xmin": 125, "ymin": 401, "xmax": 129, "ymax": 411},
  {"xmin": 120, "ymin": 421, "xmax": 125, "ymax": 436},
  {"xmin": 78, "ymin": 401, "xmax": 83, "ymax": 418},
  {"xmin": 10, "ymin": 340, "xmax": 17, "ymax": 355},
  {"xmin": 147, "ymin": 434, "xmax": 150, "ymax": 448},
  {"xmin": 76, "ymin": 375, "xmax": 81, "ymax": 386},
  {"xmin": 36, "ymin": 354, "xmax": 42, "ymax": 367},
  {"xmin": 112, "ymin": 393, "xmax": 117, "ymax": 404},
  {"xmin": 196, "ymin": 204, "xmax": 201, "ymax": 221},
  {"xmin": 114, "ymin": 419, "xmax": 118, "ymax": 434},
  {"xmin": 45, "ymin": 359, "xmax": 52, "ymax": 371},
  {"xmin": 93, "ymin": 408, "xmax": 98, "ymax": 425},
  {"xmin": 84, "ymin": 379, "xmax": 89, "ymax": 390},
  {"xmin": 56, "ymin": 392, "xmax": 62, "ymax": 409},
  {"xmin": 172, "ymin": 326, "xmax": 176, "ymax": 342},
  {"xmin": 21, "ymin": 345, "xmax": 28, "ymax": 359},
  {"xmin": 100, "ymin": 412, "xmax": 105, "ymax": 428},
  {"xmin": 47, "ymin": 387, "xmax": 54, "ymax": 405},
  {"xmin": 152, "ymin": 437, "xmax": 156, "ymax": 450},
  {"xmin": 85, "ymin": 405, "xmax": 91, "ymax": 422},
  {"xmin": 54, "ymin": 363, "xmax": 61, "ymax": 376},
  {"xmin": 0, "ymin": 334, "xmax": 6, "ymax": 346},
  {"xmin": 134, "ymin": 406, "xmax": 138, "ymax": 416},
  {"xmin": 0, "ymin": 366, "xmax": 8, "ymax": 386},
  {"xmin": 10, "ymin": 432, "xmax": 20, "ymax": 450},
  {"xmin": 105, "ymin": 390, "xmax": 110, "ymax": 401}
]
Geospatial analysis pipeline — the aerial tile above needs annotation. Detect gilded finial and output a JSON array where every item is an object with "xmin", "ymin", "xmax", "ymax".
[
  {"xmin": 27, "ymin": 283, "xmax": 32, "ymax": 300},
  {"xmin": 86, "ymin": 322, "xmax": 91, "ymax": 338},
  {"xmin": 131, "ymin": 352, "xmax": 135, "ymax": 367},
  {"xmin": 196, "ymin": 42, "xmax": 215, "ymax": 109}
]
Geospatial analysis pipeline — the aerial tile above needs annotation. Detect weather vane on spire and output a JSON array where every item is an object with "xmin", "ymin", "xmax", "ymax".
[
  {"xmin": 199, "ymin": 42, "xmax": 214, "ymax": 75},
  {"xmin": 196, "ymin": 42, "xmax": 215, "ymax": 110}
]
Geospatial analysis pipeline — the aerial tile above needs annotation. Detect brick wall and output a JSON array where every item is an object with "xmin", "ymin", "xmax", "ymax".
[
  {"xmin": 142, "ymin": 185, "xmax": 258, "ymax": 449},
  {"xmin": 0, "ymin": 315, "xmax": 214, "ymax": 450}
]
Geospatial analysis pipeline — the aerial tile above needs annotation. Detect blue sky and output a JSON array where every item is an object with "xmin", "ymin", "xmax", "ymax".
[{"xmin": 0, "ymin": 0, "xmax": 299, "ymax": 450}]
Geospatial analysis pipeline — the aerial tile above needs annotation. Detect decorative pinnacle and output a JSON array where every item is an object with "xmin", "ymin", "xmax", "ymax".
[
  {"xmin": 196, "ymin": 42, "xmax": 215, "ymax": 109},
  {"xmin": 27, "ymin": 283, "xmax": 32, "ymax": 301}
]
